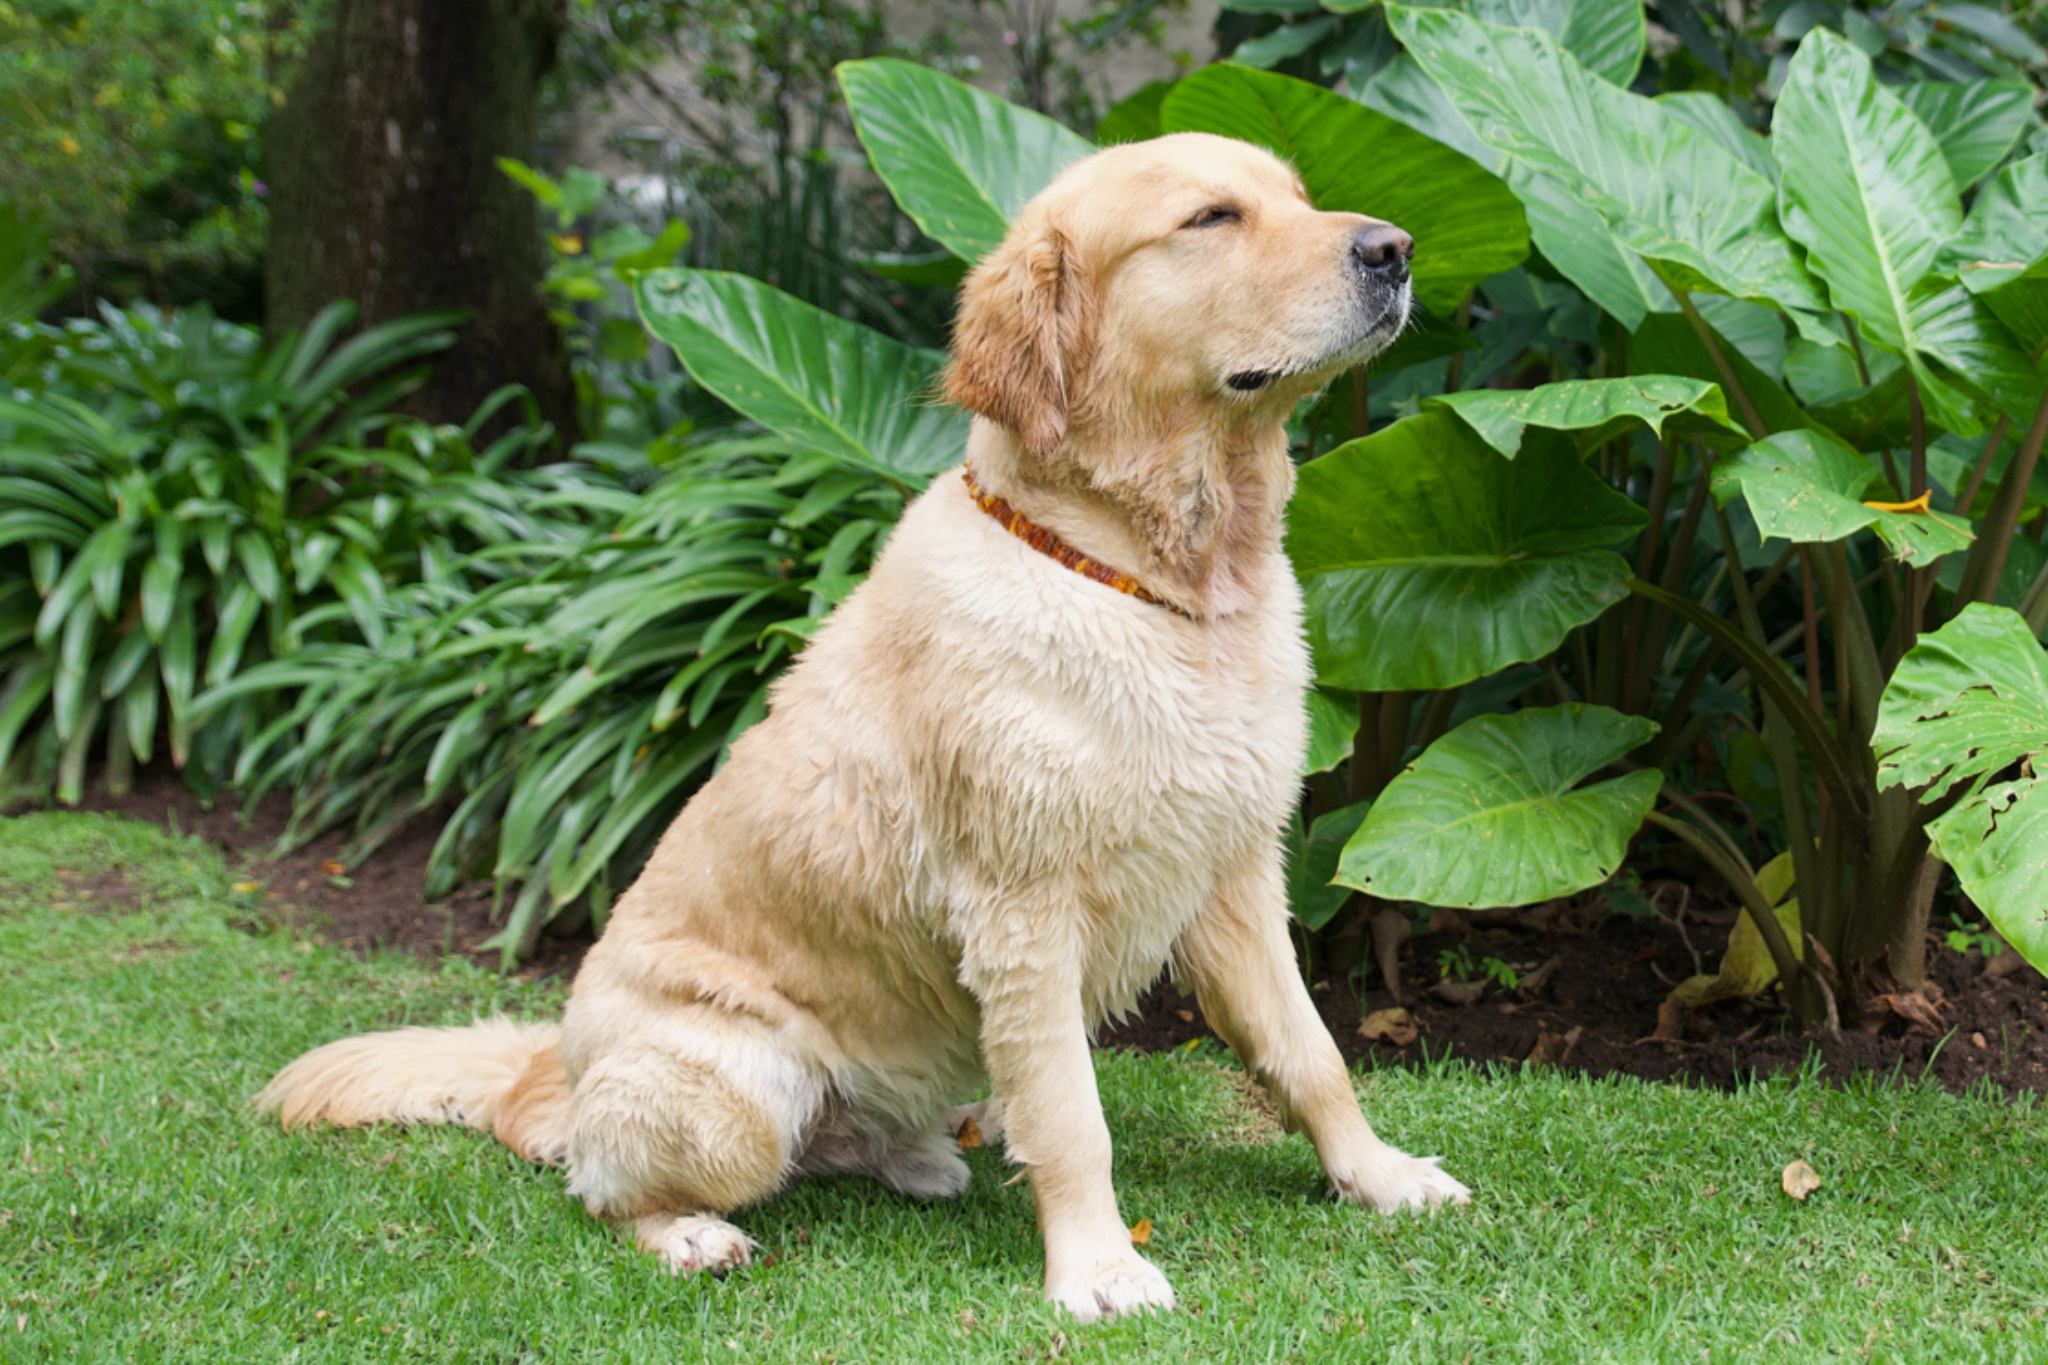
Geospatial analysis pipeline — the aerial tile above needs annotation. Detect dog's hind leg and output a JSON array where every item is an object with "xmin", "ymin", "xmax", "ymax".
[
  {"xmin": 563, "ymin": 1022, "xmax": 822, "ymax": 1276},
  {"xmin": 798, "ymin": 1109, "xmax": 971, "ymax": 1200}
]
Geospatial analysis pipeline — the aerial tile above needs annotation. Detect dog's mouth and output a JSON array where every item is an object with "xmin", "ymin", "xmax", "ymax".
[{"xmin": 1224, "ymin": 288, "xmax": 1411, "ymax": 396}]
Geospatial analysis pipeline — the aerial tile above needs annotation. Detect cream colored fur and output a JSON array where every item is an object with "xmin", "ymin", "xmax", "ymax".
[{"xmin": 256, "ymin": 133, "xmax": 1470, "ymax": 1323}]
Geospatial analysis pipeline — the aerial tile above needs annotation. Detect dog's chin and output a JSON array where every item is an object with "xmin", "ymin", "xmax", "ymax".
[{"xmin": 1224, "ymin": 290, "xmax": 1412, "ymax": 401}]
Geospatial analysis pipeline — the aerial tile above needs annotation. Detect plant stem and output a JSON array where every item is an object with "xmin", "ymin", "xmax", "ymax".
[
  {"xmin": 1444, "ymin": 291, "xmax": 1475, "ymax": 393},
  {"xmin": 1957, "ymin": 416, "xmax": 2009, "ymax": 517},
  {"xmin": 1645, "ymin": 810, "xmax": 1829, "ymax": 1030},
  {"xmin": 1955, "ymin": 389, "xmax": 2048, "ymax": 609},
  {"xmin": 1662, "ymin": 275, "xmax": 1768, "ymax": 440}
]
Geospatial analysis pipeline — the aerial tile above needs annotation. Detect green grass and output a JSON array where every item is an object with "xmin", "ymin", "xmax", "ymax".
[{"xmin": 3, "ymin": 811, "xmax": 2047, "ymax": 1364}]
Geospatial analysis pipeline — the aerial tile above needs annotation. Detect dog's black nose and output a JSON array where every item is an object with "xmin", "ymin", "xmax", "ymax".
[{"xmin": 1351, "ymin": 223, "xmax": 1414, "ymax": 283}]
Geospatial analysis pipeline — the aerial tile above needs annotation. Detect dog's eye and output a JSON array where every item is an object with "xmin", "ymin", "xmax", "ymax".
[{"xmin": 1180, "ymin": 204, "xmax": 1241, "ymax": 230}]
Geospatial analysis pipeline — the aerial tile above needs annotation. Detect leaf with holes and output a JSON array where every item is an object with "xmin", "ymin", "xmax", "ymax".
[
  {"xmin": 1426, "ymin": 377, "xmax": 1743, "ymax": 459},
  {"xmin": 1710, "ymin": 430, "xmax": 1974, "ymax": 566},
  {"xmin": 1337, "ymin": 704, "xmax": 1662, "ymax": 908},
  {"xmin": 1874, "ymin": 605, "xmax": 2048, "ymax": 975}
]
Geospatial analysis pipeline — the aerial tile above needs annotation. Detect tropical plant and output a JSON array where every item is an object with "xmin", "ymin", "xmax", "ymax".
[
  {"xmin": 0, "ymin": 300, "xmax": 563, "ymax": 802},
  {"xmin": 620, "ymin": 37, "xmax": 2048, "ymax": 1018},
  {"xmin": 209, "ymin": 432, "xmax": 905, "ymax": 960}
]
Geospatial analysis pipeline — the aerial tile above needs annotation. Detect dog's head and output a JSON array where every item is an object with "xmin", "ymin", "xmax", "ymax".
[{"xmin": 944, "ymin": 132, "xmax": 1412, "ymax": 462}]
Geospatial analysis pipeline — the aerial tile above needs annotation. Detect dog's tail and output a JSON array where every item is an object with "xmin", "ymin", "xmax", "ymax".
[{"xmin": 254, "ymin": 1017, "xmax": 573, "ymax": 1164}]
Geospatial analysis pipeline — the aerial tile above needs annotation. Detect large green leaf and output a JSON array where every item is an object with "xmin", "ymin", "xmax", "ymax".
[
  {"xmin": 1711, "ymin": 430, "xmax": 1974, "ymax": 566},
  {"xmin": 1941, "ymin": 154, "xmax": 2048, "ymax": 356},
  {"xmin": 838, "ymin": 58, "xmax": 1094, "ymax": 264},
  {"xmin": 1897, "ymin": 78, "xmax": 2035, "ymax": 191},
  {"xmin": 1358, "ymin": 55, "xmax": 1666, "ymax": 327},
  {"xmin": 1426, "ymin": 376, "xmax": 1742, "ymax": 459},
  {"xmin": 1468, "ymin": 0, "xmax": 1646, "ymax": 86},
  {"xmin": 636, "ymin": 269, "xmax": 966, "ymax": 486},
  {"xmin": 1388, "ymin": 5, "xmax": 1824, "ymax": 326},
  {"xmin": 1336, "ymin": 704, "xmax": 1662, "ymax": 908},
  {"xmin": 1773, "ymin": 29, "xmax": 1978, "ymax": 434},
  {"xmin": 1289, "ymin": 412, "xmax": 1646, "ymax": 691},
  {"xmin": 1159, "ymin": 64, "xmax": 1528, "ymax": 314},
  {"xmin": 1874, "ymin": 605, "xmax": 2048, "ymax": 973},
  {"xmin": 1288, "ymin": 798, "xmax": 1371, "ymax": 932}
]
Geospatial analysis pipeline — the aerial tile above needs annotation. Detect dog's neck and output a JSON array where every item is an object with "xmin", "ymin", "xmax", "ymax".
[{"xmin": 963, "ymin": 407, "xmax": 1296, "ymax": 621}]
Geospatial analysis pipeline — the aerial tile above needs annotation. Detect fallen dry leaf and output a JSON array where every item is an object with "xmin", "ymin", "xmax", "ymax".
[
  {"xmin": 1129, "ymin": 1218, "xmax": 1152, "ymax": 1246},
  {"xmin": 955, "ymin": 1117, "xmax": 983, "ymax": 1151},
  {"xmin": 1644, "ymin": 996, "xmax": 1688, "ymax": 1044},
  {"xmin": 1431, "ymin": 978, "xmax": 1487, "ymax": 1006},
  {"xmin": 1861, "ymin": 984, "xmax": 1946, "ymax": 1035},
  {"xmin": 1358, "ymin": 1007, "xmax": 1418, "ymax": 1047},
  {"xmin": 1527, "ymin": 1024, "xmax": 1583, "ymax": 1068},
  {"xmin": 1516, "ymin": 954, "xmax": 1562, "ymax": 997},
  {"xmin": 1782, "ymin": 1159, "xmax": 1821, "ymax": 1201}
]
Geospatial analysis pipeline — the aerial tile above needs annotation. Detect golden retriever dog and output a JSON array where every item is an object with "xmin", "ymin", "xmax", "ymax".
[{"xmin": 257, "ymin": 131, "xmax": 1469, "ymax": 1322}]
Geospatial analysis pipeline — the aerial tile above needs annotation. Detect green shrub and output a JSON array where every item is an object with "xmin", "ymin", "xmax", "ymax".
[
  {"xmin": 210, "ymin": 435, "xmax": 903, "ymax": 959},
  {"xmin": 0, "ymin": 300, "xmax": 567, "ymax": 802}
]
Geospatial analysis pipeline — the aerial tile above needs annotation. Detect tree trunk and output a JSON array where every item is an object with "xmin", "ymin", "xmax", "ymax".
[{"xmin": 266, "ymin": 0, "xmax": 573, "ymax": 441}]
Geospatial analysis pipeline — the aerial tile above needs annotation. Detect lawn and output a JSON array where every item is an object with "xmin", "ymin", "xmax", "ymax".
[{"xmin": 3, "ymin": 811, "xmax": 2045, "ymax": 1364}]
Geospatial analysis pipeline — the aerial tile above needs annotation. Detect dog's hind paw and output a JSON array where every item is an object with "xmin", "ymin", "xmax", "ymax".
[
  {"xmin": 635, "ymin": 1213, "xmax": 756, "ymax": 1275},
  {"xmin": 1335, "ymin": 1147, "xmax": 1472, "ymax": 1215},
  {"xmin": 1048, "ymin": 1253, "xmax": 1177, "ymax": 1324},
  {"xmin": 874, "ymin": 1132, "xmax": 972, "ymax": 1201}
]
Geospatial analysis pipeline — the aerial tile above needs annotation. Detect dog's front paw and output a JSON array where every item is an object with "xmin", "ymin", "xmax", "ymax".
[
  {"xmin": 1334, "ymin": 1147, "xmax": 1472, "ymax": 1214},
  {"xmin": 1047, "ymin": 1253, "xmax": 1177, "ymax": 1323},
  {"xmin": 636, "ymin": 1213, "xmax": 756, "ymax": 1275}
]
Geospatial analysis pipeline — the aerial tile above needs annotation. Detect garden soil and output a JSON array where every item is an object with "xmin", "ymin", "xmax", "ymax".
[{"xmin": 59, "ymin": 767, "xmax": 2048, "ymax": 1103}]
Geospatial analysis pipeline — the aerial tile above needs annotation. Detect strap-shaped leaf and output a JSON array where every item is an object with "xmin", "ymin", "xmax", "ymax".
[
  {"xmin": 1388, "ymin": 5, "xmax": 1824, "ymax": 325},
  {"xmin": 1875, "ymin": 604, "xmax": 2048, "ymax": 973},
  {"xmin": 1426, "ymin": 377, "xmax": 1742, "ymax": 459},
  {"xmin": 636, "ymin": 268, "xmax": 966, "ymax": 485},
  {"xmin": 1710, "ymin": 429, "xmax": 1974, "ymax": 566},
  {"xmin": 1897, "ymin": 78, "xmax": 2035, "ymax": 191},
  {"xmin": 1289, "ymin": 412, "xmax": 1645, "ymax": 691},
  {"xmin": 1337, "ymin": 703, "xmax": 1662, "ymax": 908},
  {"xmin": 1774, "ymin": 29, "xmax": 1977, "ymax": 433},
  {"xmin": 1159, "ymin": 64, "xmax": 1528, "ymax": 314},
  {"xmin": 838, "ymin": 58, "xmax": 1093, "ymax": 264}
]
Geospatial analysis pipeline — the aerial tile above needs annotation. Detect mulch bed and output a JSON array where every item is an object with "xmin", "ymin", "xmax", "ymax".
[{"xmin": 44, "ymin": 766, "xmax": 2048, "ymax": 1102}]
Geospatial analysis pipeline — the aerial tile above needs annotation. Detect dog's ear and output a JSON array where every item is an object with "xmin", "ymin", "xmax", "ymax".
[{"xmin": 943, "ymin": 221, "xmax": 1095, "ymax": 461}]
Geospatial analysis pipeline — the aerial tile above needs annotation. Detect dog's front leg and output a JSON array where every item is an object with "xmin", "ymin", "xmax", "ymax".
[
  {"xmin": 962, "ymin": 932, "xmax": 1174, "ymax": 1323},
  {"xmin": 1178, "ymin": 857, "xmax": 1471, "ymax": 1214}
]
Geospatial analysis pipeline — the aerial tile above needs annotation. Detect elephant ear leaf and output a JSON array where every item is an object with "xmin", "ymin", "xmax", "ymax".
[
  {"xmin": 1161, "ymin": 62, "xmax": 1529, "ymax": 314},
  {"xmin": 1772, "ymin": 29, "xmax": 1984, "ymax": 433},
  {"xmin": 1337, "ymin": 704, "xmax": 1661, "ymax": 908},
  {"xmin": 1875, "ymin": 605, "xmax": 2048, "ymax": 975},
  {"xmin": 636, "ymin": 268, "xmax": 965, "ymax": 485},
  {"xmin": 839, "ymin": 57, "xmax": 1093, "ymax": 265},
  {"xmin": 1288, "ymin": 412, "xmax": 1645, "ymax": 692}
]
